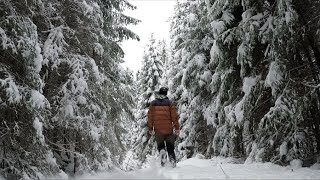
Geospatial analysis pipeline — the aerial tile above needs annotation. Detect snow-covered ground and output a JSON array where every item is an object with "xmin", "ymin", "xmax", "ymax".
[{"xmin": 76, "ymin": 157, "xmax": 320, "ymax": 179}]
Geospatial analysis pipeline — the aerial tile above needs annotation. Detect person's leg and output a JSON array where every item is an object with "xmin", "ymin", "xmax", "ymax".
[
  {"xmin": 155, "ymin": 134, "xmax": 165, "ymax": 152},
  {"xmin": 165, "ymin": 134, "xmax": 176, "ymax": 166},
  {"xmin": 155, "ymin": 134, "xmax": 167, "ymax": 166}
]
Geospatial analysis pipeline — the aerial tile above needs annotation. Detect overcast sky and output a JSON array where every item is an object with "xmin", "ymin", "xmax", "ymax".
[{"xmin": 121, "ymin": 0, "xmax": 176, "ymax": 74}]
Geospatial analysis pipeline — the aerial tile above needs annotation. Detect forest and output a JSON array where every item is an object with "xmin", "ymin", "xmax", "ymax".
[{"xmin": 0, "ymin": 0, "xmax": 320, "ymax": 179}]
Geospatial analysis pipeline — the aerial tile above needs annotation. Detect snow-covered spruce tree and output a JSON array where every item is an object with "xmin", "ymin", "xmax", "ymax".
[
  {"xmin": 121, "ymin": 67, "xmax": 137, "ymax": 149},
  {"xmin": 205, "ymin": 0, "xmax": 320, "ymax": 165},
  {"xmin": 157, "ymin": 40, "xmax": 170, "ymax": 86},
  {"xmin": 0, "ymin": 0, "xmax": 138, "ymax": 178},
  {"xmin": 128, "ymin": 35, "xmax": 165, "ymax": 169},
  {"xmin": 168, "ymin": 0, "xmax": 215, "ymax": 159},
  {"xmin": 121, "ymin": 70, "xmax": 140, "ymax": 171},
  {"xmin": 0, "ymin": 0, "xmax": 62, "ymax": 179},
  {"xmin": 42, "ymin": 0, "xmax": 139, "ymax": 175},
  {"xmin": 169, "ymin": 0, "xmax": 320, "ymax": 166}
]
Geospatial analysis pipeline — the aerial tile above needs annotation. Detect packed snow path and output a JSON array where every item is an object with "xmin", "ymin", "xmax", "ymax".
[{"xmin": 78, "ymin": 157, "xmax": 320, "ymax": 179}]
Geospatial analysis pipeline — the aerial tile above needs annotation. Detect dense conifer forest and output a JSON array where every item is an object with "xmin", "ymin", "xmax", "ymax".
[{"xmin": 1, "ymin": 0, "xmax": 320, "ymax": 179}]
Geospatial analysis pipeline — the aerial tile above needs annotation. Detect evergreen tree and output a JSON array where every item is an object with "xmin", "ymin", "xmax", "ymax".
[
  {"xmin": 157, "ymin": 40, "xmax": 170, "ymax": 86},
  {"xmin": 128, "ymin": 35, "xmax": 165, "ymax": 168},
  {"xmin": 168, "ymin": 0, "xmax": 320, "ymax": 166},
  {"xmin": 168, "ymin": 0, "xmax": 214, "ymax": 159},
  {"xmin": 0, "ymin": 0, "xmax": 62, "ymax": 178},
  {"xmin": 44, "ymin": 0, "xmax": 138, "ymax": 173},
  {"xmin": 0, "ymin": 0, "xmax": 138, "ymax": 178}
]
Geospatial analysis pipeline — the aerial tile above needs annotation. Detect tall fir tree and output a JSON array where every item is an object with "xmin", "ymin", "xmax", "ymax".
[
  {"xmin": 168, "ymin": 0, "xmax": 214, "ymax": 159},
  {"xmin": 127, "ymin": 35, "xmax": 165, "ymax": 169},
  {"xmin": 157, "ymin": 40, "xmax": 170, "ymax": 86},
  {"xmin": 0, "ymin": 0, "xmax": 138, "ymax": 178},
  {"xmin": 168, "ymin": 0, "xmax": 320, "ymax": 166}
]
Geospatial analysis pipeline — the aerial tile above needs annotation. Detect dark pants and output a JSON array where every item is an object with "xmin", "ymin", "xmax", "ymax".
[{"xmin": 155, "ymin": 134, "xmax": 176, "ymax": 161}]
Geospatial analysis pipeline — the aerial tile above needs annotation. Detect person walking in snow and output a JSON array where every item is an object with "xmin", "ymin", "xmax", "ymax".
[{"xmin": 148, "ymin": 87, "xmax": 180, "ymax": 167}]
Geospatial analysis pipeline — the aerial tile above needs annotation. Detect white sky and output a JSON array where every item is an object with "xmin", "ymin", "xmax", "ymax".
[{"xmin": 121, "ymin": 0, "xmax": 176, "ymax": 74}]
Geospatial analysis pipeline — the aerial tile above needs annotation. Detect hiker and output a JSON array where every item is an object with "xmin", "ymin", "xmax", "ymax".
[{"xmin": 148, "ymin": 87, "xmax": 180, "ymax": 167}]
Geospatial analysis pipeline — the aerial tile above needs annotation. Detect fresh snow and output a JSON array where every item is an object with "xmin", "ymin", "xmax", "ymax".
[
  {"xmin": 221, "ymin": 11, "xmax": 234, "ymax": 25},
  {"xmin": 265, "ymin": 61, "xmax": 283, "ymax": 96},
  {"xmin": 242, "ymin": 77, "xmax": 257, "ymax": 96},
  {"xmin": 234, "ymin": 77, "xmax": 257, "ymax": 122},
  {"xmin": 82, "ymin": 0, "xmax": 94, "ymax": 15},
  {"xmin": 74, "ymin": 157, "xmax": 320, "ymax": 179},
  {"xmin": 94, "ymin": 43, "xmax": 104, "ymax": 56},
  {"xmin": 5, "ymin": 78, "xmax": 22, "ymax": 103},
  {"xmin": 210, "ymin": 40, "xmax": 221, "ymax": 63},
  {"xmin": 42, "ymin": 26, "xmax": 66, "ymax": 68},
  {"xmin": 186, "ymin": 13, "xmax": 197, "ymax": 25},
  {"xmin": 33, "ymin": 118, "xmax": 45, "ymax": 144},
  {"xmin": 280, "ymin": 141, "xmax": 288, "ymax": 157},
  {"xmin": 90, "ymin": 125, "xmax": 103, "ymax": 142},
  {"xmin": 30, "ymin": 90, "xmax": 47, "ymax": 109}
]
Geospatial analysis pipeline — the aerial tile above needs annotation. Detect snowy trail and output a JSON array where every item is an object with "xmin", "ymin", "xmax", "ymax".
[{"xmin": 77, "ymin": 157, "xmax": 320, "ymax": 179}]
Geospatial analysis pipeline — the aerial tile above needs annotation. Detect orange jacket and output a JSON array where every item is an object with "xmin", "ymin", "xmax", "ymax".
[{"xmin": 148, "ymin": 98, "xmax": 179, "ymax": 135}]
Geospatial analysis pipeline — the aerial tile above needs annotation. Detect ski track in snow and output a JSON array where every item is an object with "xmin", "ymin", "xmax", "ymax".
[{"xmin": 75, "ymin": 157, "xmax": 320, "ymax": 179}]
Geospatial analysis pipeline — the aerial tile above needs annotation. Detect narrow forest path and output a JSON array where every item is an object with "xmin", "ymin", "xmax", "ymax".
[{"xmin": 77, "ymin": 157, "xmax": 320, "ymax": 179}]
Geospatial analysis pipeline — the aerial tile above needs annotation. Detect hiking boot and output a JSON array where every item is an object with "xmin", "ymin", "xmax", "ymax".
[
  {"xmin": 169, "ymin": 157, "xmax": 176, "ymax": 168},
  {"xmin": 160, "ymin": 149, "xmax": 167, "ymax": 167}
]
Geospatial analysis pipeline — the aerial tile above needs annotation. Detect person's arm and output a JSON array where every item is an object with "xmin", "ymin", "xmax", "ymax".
[
  {"xmin": 170, "ymin": 103, "xmax": 179, "ymax": 134},
  {"xmin": 147, "ymin": 104, "xmax": 154, "ymax": 133}
]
